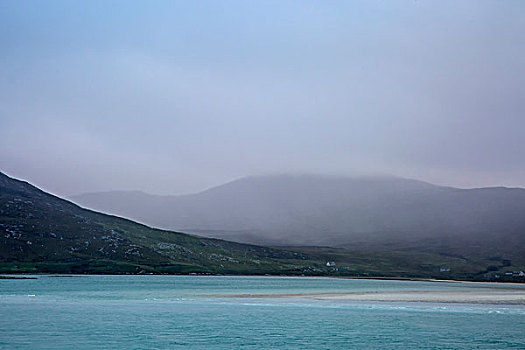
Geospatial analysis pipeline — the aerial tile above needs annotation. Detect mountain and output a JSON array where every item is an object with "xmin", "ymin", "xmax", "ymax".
[
  {"xmin": 2, "ymin": 172, "xmax": 524, "ymax": 280},
  {"xmin": 70, "ymin": 175, "xmax": 525, "ymax": 259},
  {"xmin": 0, "ymin": 172, "xmax": 312, "ymax": 274}
]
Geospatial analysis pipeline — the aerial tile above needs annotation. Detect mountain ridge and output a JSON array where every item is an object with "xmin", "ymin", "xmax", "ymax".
[
  {"xmin": 0, "ymin": 171, "xmax": 313, "ymax": 274},
  {"xmin": 69, "ymin": 175, "xmax": 525, "ymax": 252},
  {"xmin": 2, "ymin": 171, "xmax": 524, "ymax": 280}
]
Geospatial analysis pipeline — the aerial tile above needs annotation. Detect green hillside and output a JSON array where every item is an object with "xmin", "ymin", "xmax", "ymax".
[
  {"xmin": 0, "ymin": 172, "xmax": 310, "ymax": 274},
  {"xmin": 1, "ymin": 172, "xmax": 523, "ymax": 281}
]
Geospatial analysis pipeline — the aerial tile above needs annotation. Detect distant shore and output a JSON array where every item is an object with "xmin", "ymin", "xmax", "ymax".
[
  {"xmin": 3, "ymin": 273, "xmax": 524, "ymax": 304},
  {"xmin": 0, "ymin": 276, "xmax": 37, "ymax": 279},
  {"xmin": 1, "ymin": 273, "xmax": 524, "ymax": 285}
]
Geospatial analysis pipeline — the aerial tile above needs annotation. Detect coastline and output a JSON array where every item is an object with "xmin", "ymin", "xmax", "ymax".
[
  {"xmin": 3, "ymin": 273, "xmax": 524, "ymax": 305},
  {"xmin": 2, "ymin": 273, "xmax": 524, "ymax": 286}
]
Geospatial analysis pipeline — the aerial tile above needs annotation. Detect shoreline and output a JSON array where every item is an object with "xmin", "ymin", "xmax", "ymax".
[
  {"xmin": 3, "ymin": 274, "xmax": 524, "ymax": 305},
  {"xmin": 1, "ymin": 273, "xmax": 524, "ymax": 286}
]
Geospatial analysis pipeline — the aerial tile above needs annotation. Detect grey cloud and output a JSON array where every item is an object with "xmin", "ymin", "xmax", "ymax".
[{"xmin": 1, "ymin": 1, "xmax": 524, "ymax": 195}]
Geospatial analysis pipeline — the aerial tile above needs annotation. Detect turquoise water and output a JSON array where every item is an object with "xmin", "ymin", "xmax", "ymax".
[{"xmin": 1, "ymin": 276, "xmax": 524, "ymax": 349}]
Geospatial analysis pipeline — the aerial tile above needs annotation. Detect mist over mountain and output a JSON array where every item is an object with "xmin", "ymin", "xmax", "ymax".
[
  {"xmin": 70, "ymin": 175, "xmax": 525, "ymax": 259},
  {"xmin": 1, "ymin": 171, "xmax": 523, "ymax": 278},
  {"xmin": 0, "ymin": 171, "xmax": 312, "ymax": 274}
]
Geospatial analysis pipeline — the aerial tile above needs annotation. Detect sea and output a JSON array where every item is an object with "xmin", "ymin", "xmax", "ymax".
[{"xmin": 0, "ymin": 275, "xmax": 524, "ymax": 349}]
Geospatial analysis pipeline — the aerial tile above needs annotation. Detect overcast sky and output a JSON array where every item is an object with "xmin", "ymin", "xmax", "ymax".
[{"xmin": 1, "ymin": 1, "xmax": 524, "ymax": 196}]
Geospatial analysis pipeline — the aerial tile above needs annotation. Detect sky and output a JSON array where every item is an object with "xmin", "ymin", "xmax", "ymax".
[{"xmin": 1, "ymin": 0, "xmax": 524, "ymax": 196}]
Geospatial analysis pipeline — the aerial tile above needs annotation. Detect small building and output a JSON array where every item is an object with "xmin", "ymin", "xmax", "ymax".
[
  {"xmin": 439, "ymin": 267, "xmax": 451, "ymax": 272},
  {"xmin": 326, "ymin": 261, "xmax": 336, "ymax": 267},
  {"xmin": 509, "ymin": 271, "xmax": 525, "ymax": 277}
]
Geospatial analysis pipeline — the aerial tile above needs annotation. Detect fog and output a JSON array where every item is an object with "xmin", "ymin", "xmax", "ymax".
[{"xmin": 1, "ymin": 1, "xmax": 524, "ymax": 196}]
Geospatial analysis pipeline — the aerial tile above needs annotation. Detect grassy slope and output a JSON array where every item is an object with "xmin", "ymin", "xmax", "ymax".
[
  {"xmin": 283, "ymin": 246, "xmax": 525, "ymax": 281},
  {"xmin": 1, "ymin": 172, "xmax": 524, "ymax": 281},
  {"xmin": 0, "ymin": 172, "xmax": 312, "ymax": 274}
]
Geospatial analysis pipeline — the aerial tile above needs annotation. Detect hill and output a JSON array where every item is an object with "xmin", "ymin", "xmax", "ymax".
[
  {"xmin": 70, "ymin": 175, "xmax": 525, "ymax": 261},
  {"xmin": 3, "ymin": 172, "xmax": 524, "ymax": 281},
  {"xmin": 0, "ymin": 172, "xmax": 311, "ymax": 275}
]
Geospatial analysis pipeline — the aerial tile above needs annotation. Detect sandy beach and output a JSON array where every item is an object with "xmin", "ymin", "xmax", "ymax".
[{"xmin": 207, "ymin": 289, "xmax": 525, "ymax": 305}]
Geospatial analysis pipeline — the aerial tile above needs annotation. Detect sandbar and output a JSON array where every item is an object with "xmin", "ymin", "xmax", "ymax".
[{"xmin": 205, "ymin": 289, "xmax": 525, "ymax": 305}]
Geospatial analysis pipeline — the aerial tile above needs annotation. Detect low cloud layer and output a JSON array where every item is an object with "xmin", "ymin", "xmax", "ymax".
[{"xmin": 1, "ymin": 1, "xmax": 524, "ymax": 196}]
